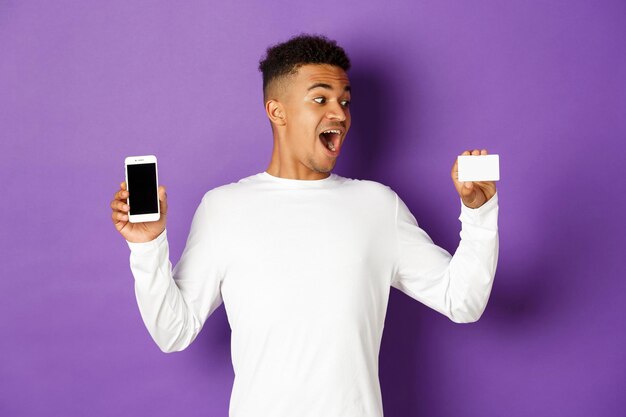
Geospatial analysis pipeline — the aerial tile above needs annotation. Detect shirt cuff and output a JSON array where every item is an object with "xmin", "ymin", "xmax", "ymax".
[
  {"xmin": 458, "ymin": 191, "xmax": 499, "ymax": 223},
  {"xmin": 126, "ymin": 228, "xmax": 168, "ymax": 253}
]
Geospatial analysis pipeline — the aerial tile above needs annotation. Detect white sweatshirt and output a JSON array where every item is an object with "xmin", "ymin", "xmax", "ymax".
[{"xmin": 126, "ymin": 171, "xmax": 499, "ymax": 417}]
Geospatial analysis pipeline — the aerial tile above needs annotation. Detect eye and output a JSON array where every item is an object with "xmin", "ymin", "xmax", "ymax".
[
  {"xmin": 313, "ymin": 97, "xmax": 326, "ymax": 104},
  {"xmin": 340, "ymin": 100, "xmax": 351, "ymax": 108}
]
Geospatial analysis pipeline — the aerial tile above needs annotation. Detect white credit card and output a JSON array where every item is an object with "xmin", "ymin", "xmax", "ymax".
[{"xmin": 458, "ymin": 154, "xmax": 500, "ymax": 181}]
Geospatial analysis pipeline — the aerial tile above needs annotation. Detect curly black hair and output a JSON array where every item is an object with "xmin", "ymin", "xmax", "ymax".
[{"xmin": 258, "ymin": 33, "xmax": 351, "ymax": 100}]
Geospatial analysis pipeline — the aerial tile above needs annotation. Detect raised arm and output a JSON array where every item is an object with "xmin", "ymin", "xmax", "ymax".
[
  {"xmin": 391, "ymin": 149, "xmax": 499, "ymax": 323},
  {"xmin": 126, "ymin": 192, "xmax": 224, "ymax": 352},
  {"xmin": 391, "ymin": 190, "xmax": 499, "ymax": 323}
]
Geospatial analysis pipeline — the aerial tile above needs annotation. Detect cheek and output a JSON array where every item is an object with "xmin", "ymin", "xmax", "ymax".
[
  {"xmin": 298, "ymin": 113, "xmax": 321, "ymax": 135},
  {"xmin": 290, "ymin": 108, "xmax": 317, "ymax": 127},
  {"xmin": 287, "ymin": 106, "xmax": 324, "ymax": 143}
]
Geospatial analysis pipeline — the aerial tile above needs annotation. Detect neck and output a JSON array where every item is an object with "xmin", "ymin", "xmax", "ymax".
[{"xmin": 265, "ymin": 136, "xmax": 331, "ymax": 180}]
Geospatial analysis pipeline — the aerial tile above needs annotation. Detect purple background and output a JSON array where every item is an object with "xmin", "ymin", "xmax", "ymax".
[{"xmin": 1, "ymin": 1, "xmax": 624, "ymax": 416}]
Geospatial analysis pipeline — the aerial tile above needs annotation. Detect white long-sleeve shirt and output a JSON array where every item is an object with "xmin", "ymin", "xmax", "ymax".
[{"xmin": 126, "ymin": 171, "xmax": 499, "ymax": 417}]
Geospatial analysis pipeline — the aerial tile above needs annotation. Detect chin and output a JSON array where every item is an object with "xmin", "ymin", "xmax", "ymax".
[
  {"xmin": 311, "ymin": 162, "xmax": 334, "ymax": 174},
  {"xmin": 322, "ymin": 163, "xmax": 336, "ymax": 173}
]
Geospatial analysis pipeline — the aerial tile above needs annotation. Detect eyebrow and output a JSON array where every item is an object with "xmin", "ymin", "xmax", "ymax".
[{"xmin": 307, "ymin": 83, "xmax": 351, "ymax": 92}]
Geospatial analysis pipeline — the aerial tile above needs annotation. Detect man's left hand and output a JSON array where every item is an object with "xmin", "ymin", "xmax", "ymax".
[{"xmin": 451, "ymin": 149, "xmax": 497, "ymax": 209}]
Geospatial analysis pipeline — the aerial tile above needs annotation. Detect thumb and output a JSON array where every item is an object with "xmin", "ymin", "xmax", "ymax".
[
  {"xmin": 464, "ymin": 181, "xmax": 473, "ymax": 189},
  {"xmin": 159, "ymin": 185, "xmax": 168, "ymax": 216}
]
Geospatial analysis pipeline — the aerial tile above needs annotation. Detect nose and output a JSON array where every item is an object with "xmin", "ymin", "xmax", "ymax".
[{"xmin": 326, "ymin": 101, "xmax": 347, "ymax": 122}]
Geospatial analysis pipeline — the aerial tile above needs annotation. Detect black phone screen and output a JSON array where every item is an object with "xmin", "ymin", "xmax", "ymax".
[{"xmin": 127, "ymin": 163, "xmax": 158, "ymax": 215}]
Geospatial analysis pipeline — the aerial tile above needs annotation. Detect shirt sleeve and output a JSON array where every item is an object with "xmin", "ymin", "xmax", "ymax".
[
  {"xmin": 126, "ymin": 193, "xmax": 224, "ymax": 352},
  {"xmin": 391, "ymin": 191, "xmax": 499, "ymax": 323}
]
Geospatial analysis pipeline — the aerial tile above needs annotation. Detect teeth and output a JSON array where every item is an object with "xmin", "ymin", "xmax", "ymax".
[{"xmin": 320, "ymin": 130, "xmax": 340, "ymax": 152}]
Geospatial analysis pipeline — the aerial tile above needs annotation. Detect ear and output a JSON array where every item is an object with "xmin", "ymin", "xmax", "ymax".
[{"xmin": 265, "ymin": 99, "xmax": 286, "ymax": 127}]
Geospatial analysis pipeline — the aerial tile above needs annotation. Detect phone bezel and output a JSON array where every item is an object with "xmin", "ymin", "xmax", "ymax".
[{"xmin": 124, "ymin": 155, "xmax": 160, "ymax": 223}]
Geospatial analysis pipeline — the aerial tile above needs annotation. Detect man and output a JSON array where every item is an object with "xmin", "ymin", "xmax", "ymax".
[{"xmin": 110, "ymin": 34, "xmax": 498, "ymax": 417}]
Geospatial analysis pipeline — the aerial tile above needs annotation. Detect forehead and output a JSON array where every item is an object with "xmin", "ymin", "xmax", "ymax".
[{"xmin": 293, "ymin": 64, "xmax": 350, "ymax": 90}]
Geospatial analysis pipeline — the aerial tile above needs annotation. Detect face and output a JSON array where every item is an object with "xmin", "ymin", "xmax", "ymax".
[{"xmin": 270, "ymin": 64, "xmax": 351, "ymax": 174}]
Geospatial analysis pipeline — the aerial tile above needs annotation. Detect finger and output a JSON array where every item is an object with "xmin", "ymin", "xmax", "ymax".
[
  {"xmin": 481, "ymin": 149, "xmax": 488, "ymax": 155},
  {"xmin": 111, "ymin": 194, "xmax": 129, "ymax": 221},
  {"xmin": 114, "ymin": 185, "xmax": 127, "ymax": 200},
  {"xmin": 110, "ymin": 199, "xmax": 130, "ymax": 216},
  {"xmin": 158, "ymin": 185, "xmax": 167, "ymax": 216},
  {"xmin": 114, "ymin": 182, "xmax": 125, "ymax": 199},
  {"xmin": 471, "ymin": 149, "xmax": 480, "ymax": 156},
  {"xmin": 110, "ymin": 199, "xmax": 119, "ymax": 210},
  {"xmin": 474, "ymin": 181, "xmax": 497, "ymax": 194},
  {"xmin": 116, "ymin": 189, "xmax": 128, "ymax": 202},
  {"xmin": 112, "ymin": 210, "xmax": 128, "ymax": 224},
  {"xmin": 453, "ymin": 151, "xmax": 472, "ymax": 181},
  {"xmin": 455, "ymin": 150, "xmax": 471, "ymax": 169}
]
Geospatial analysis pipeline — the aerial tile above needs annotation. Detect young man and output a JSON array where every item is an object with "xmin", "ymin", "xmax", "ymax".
[{"xmin": 110, "ymin": 34, "xmax": 498, "ymax": 417}]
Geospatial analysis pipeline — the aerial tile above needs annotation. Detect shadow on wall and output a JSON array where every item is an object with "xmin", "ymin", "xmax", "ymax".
[
  {"xmin": 486, "ymin": 158, "xmax": 594, "ymax": 326},
  {"xmin": 336, "ymin": 57, "xmax": 401, "ymax": 181},
  {"xmin": 379, "ymin": 152, "xmax": 595, "ymax": 414}
]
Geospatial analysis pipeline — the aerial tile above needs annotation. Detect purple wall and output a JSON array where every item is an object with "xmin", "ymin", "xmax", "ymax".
[{"xmin": 1, "ymin": 1, "xmax": 624, "ymax": 416}]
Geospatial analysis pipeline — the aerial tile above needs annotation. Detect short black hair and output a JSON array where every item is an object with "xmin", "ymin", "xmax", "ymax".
[{"xmin": 258, "ymin": 33, "xmax": 351, "ymax": 100}]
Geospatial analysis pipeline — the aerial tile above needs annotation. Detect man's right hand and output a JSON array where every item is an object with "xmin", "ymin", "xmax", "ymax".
[{"xmin": 111, "ymin": 181, "xmax": 168, "ymax": 243}]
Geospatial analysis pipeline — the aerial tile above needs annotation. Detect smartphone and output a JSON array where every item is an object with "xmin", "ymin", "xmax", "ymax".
[
  {"xmin": 458, "ymin": 154, "xmax": 500, "ymax": 182},
  {"xmin": 124, "ymin": 155, "xmax": 160, "ymax": 223}
]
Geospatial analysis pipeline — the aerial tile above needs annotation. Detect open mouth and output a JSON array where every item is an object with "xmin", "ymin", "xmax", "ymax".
[{"xmin": 318, "ymin": 129, "xmax": 342, "ymax": 155}]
